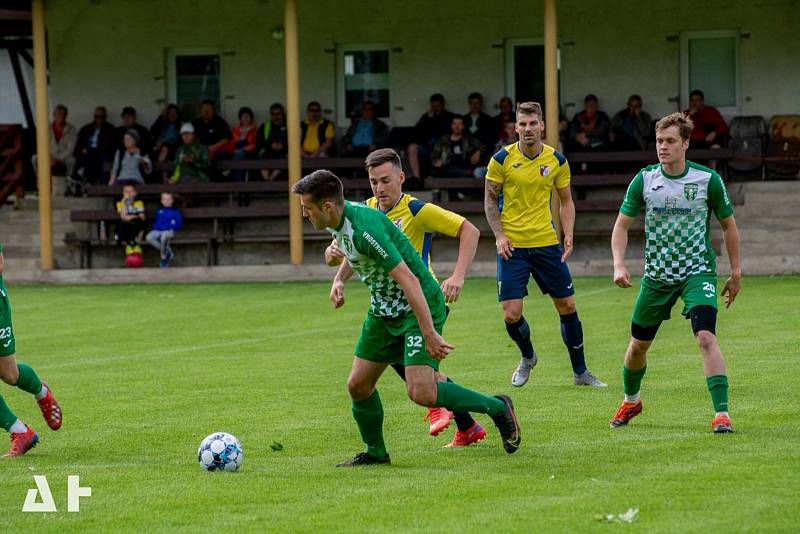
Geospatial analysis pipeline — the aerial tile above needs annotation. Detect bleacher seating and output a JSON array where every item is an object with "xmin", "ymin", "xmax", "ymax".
[{"xmin": 766, "ymin": 115, "xmax": 800, "ymax": 179}]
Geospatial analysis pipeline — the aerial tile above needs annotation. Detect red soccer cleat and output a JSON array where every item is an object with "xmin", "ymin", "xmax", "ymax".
[
  {"xmin": 712, "ymin": 413, "xmax": 734, "ymax": 433},
  {"xmin": 37, "ymin": 383, "xmax": 63, "ymax": 431},
  {"xmin": 443, "ymin": 421, "xmax": 487, "ymax": 448},
  {"xmin": 609, "ymin": 400, "xmax": 643, "ymax": 428},
  {"xmin": 3, "ymin": 424, "xmax": 39, "ymax": 458},
  {"xmin": 424, "ymin": 407, "xmax": 453, "ymax": 436}
]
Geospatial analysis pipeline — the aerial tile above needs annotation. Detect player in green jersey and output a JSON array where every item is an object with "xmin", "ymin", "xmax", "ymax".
[
  {"xmin": 325, "ymin": 148, "xmax": 486, "ymax": 447},
  {"xmin": 609, "ymin": 112, "xmax": 741, "ymax": 433},
  {"xmin": 0, "ymin": 243, "xmax": 63, "ymax": 457},
  {"xmin": 293, "ymin": 170, "xmax": 521, "ymax": 465}
]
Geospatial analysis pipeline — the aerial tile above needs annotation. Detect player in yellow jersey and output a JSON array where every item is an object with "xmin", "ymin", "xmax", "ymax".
[
  {"xmin": 484, "ymin": 102, "xmax": 606, "ymax": 388},
  {"xmin": 325, "ymin": 148, "xmax": 487, "ymax": 447}
]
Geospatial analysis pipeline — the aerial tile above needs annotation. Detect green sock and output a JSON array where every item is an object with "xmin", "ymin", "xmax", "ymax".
[
  {"xmin": 352, "ymin": 389, "xmax": 387, "ymax": 459},
  {"xmin": 435, "ymin": 381, "xmax": 505, "ymax": 417},
  {"xmin": 0, "ymin": 394, "xmax": 18, "ymax": 432},
  {"xmin": 707, "ymin": 375, "xmax": 729, "ymax": 413},
  {"xmin": 623, "ymin": 365, "xmax": 647, "ymax": 396},
  {"xmin": 15, "ymin": 363, "xmax": 42, "ymax": 396}
]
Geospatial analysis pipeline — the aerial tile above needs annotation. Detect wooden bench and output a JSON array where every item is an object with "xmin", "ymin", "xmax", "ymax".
[
  {"xmin": 437, "ymin": 199, "xmax": 622, "ymax": 214},
  {"xmin": 68, "ymin": 205, "xmax": 330, "ymax": 268}
]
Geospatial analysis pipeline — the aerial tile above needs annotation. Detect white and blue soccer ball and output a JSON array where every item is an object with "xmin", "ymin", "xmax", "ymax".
[{"xmin": 198, "ymin": 432, "xmax": 243, "ymax": 472}]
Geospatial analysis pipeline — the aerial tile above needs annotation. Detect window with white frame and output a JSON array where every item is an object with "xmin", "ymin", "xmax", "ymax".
[
  {"xmin": 680, "ymin": 31, "xmax": 740, "ymax": 112},
  {"xmin": 336, "ymin": 45, "xmax": 390, "ymax": 125},
  {"xmin": 167, "ymin": 48, "xmax": 223, "ymax": 120}
]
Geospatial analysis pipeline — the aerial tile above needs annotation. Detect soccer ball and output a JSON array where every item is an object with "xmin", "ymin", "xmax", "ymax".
[{"xmin": 198, "ymin": 432, "xmax": 244, "ymax": 472}]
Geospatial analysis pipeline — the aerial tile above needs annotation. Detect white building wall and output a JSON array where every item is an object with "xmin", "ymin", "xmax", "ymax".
[{"xmin": 39, "ymin": 0, "xmax": 799, "ymax": 129}]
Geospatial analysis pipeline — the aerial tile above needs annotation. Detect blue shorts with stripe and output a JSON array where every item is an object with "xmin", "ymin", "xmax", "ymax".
[{"xmin": 496, "ymin": 245, "xmax": 575, "ymax": 301}]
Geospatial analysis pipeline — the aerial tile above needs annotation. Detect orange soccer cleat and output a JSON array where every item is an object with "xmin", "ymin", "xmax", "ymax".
[
  {"xmin": 444, "ymin": 422, "xmax": 487, "ymax": 448},
  {"xmin": 609, "ymin": 400, "xmax": 643, "ymax": 428},
  {"xmin": 3, "ymin": 424, "xmax": 39, "ymax": 458},
  {"xmin": 424, "ymin": 407, "xmax": 453, "ymax": 436}
]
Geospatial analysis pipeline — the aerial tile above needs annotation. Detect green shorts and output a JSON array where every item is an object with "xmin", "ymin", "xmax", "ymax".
[
  {"xmin": 354, "ymin": 306, "xmax": 447, "ymax": 371},
  {"xmin": 0, "ymin": 287, "xmax": 15, "ymax": 357},
  {"xmin": 632, "ymin": 274, "xmax": 719, "ymax": 327}
]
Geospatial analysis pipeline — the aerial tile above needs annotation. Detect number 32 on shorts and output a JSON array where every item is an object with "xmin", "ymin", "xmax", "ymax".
[
  {"xmin": 406, "ymin": 335, "xmax": 423, "ymax": 358},
  {"xmin": 703, "ymin": 281, "xmax": 716, "ymax": 298}
]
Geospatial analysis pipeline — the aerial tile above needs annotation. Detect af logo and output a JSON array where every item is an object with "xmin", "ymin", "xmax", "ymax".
[
  {"xmin": 684, "ymin": 183, "xmax": 698, "ymax": 201},
  {"xmin": 341, "ymin": 234, "xmax": 354, "ymax": 255},
  {"xmin": 393, "ymin": 218, "xmax": 404, "ymax": 230},
  {"xmin": 539, "ymin": 165, "xmax": 550, "ymax": 177}
]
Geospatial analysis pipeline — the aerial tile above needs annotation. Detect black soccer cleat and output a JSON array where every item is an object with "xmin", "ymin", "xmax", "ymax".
[
  {"xmin": 335, "ymin": 451, "xmax": 391, "ymax": 467},
  {"xmin": 490, "ymin": 394, "xmax": 521, "ymax": 454}
]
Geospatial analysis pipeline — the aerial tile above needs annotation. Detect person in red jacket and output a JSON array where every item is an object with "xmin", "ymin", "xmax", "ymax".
[
  {"xmin": 227, "ymin": 107, "xmax": 258, "ymax": 181},
  {"xmin": 684, "ymin": 90, "xmax": 729, "ymax": 149}
]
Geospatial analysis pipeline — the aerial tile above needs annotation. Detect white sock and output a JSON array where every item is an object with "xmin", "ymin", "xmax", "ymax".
[
  {"xmin": 9, "ymin": 419, "xmax": 27, "ymax": 434},
  {"xmin": 624, "ymin": 392, "xmax": 640, "ymax": 403},
  {"xmin": 35, "ymin": 384, "xmax": 48, "ymax": 401},
  {"xmin": 715, "ymin": 411, "xmax": 729, "ymax": 417}
]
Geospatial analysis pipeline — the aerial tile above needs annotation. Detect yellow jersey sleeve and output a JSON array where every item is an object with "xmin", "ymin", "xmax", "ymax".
[
  {"xmin": 486, "ymin": 154, "xmax": 506, "ymax": 184},
  {"xmin": 553, "ymin": 156, "xmax": 571, "ymax": 189},
  {"xmin": 324, "ymin": 122, "xmax": 335, "ymax": 139},
  {"xmin": 414, "ymin": 203, "xmax": 465, "ymax": 237}
]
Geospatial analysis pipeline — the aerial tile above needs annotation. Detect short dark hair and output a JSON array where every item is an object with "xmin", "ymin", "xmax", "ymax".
[
  {"xmin": 451, "ymin": 114, "xmax": 465, "ymax": 124},
  {"xmin": 270, "ymin": 103, "xmax": 285, "ymax": 112},
  {"xmin": 121, "ymin": 106, "xmax": 136, "ymax": 117},
  {"xmin": 468, "ymin": 92, "xmax": 483, "ymax": 102},
  {"xmin": 690, "ymin": 89, "xmax": 705, "ymax": 100},
  {"xmin": 628, "ymin": 94, "xmax": 642, "ymax": 104},
  {"xmin": 238, "ymin": 106, "xmax": 254, "ymax": 119},
  {"xmin": 122, "ymin": 182, "xmax": 138, "ymax": 191},
  {"xmin": 430, "ymin": 93, "xmax": 445, "ymax": 104},
  {"xmin": 54, "ymin": 104, "xmax": 68, "ymax": 115},
  {"xmin": 200, "ymin": 99, "xmax": 215, "ymax": 108},
  {"xmin": 362, "ymin": 100, "xmax": 375, "ymax": 108},
  {"xmin": 365, "ymin": 148, "xmax": 402, "ymax": 171},
  {"xmin": 516, "ymin": 101, "xmax": 543, "ymax": 119},
  {"xmin": 584, "ymin": 94, "xmax": 598, "ymax": 103},
  {"xmin": 307, "ymin": 101, "xmax": 322, "ymax": 110},
  {"xmin": 291, "ymin": 170, "xmax": 344, "ymax": 207}
]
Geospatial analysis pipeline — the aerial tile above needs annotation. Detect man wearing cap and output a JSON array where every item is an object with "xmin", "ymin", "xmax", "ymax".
[
  {"xmin": 115, "ymin": 106, "xmax": 152, "ymax": 156},
  {"xmin": 170, "ymin": 123, "xmax": 211, "ymax": 183}
]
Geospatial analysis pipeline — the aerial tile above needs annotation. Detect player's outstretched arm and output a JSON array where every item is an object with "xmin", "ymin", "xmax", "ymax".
[
  {"xmin": 556, "ymin": 185, "xmax": 576, "ymax": 262},
  {"xmin": 611, "ymin": 213, "xmax": 635, "ymax": 288},
  {"xmin": 485, "ymin": 180, "xmax": 513, "ymax": 260},
  {"xmin": 719, "ymin": 215, "xmax": 742, "ymax": 308},
  {"xmin": 324, "ymin": 239, "xmax": 345, "ymax": 266},
  {"xmin": 389, "ymin": 261, "xmax": 454, "ymax": 360},
  {"xmin": 330, "ymin": 260, "xmax": 355, "ymax": 309},
  {"xmin": 441, "ymin": 220, "xmax": 480, "ymax": 303}
]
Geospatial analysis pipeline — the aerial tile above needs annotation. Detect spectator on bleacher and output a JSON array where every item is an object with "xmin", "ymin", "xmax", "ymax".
[
  {"xmin": 431, "ymin": 115, "xmax": 484, "ymax": 178},
  {"xmin": 342, "ymin": 100, "xmax": 390, "ymax": 157},
  {"xmin": 146, "ymin": 192, "xmax": 182, "ymax": 268},
  {"xmin": 493, "ymin": 96, "xmax": 515, "ymax": 140},
  {"xmin": 31, "ymin": 104, "xmax": 77, "ymax": 181},
  {"xmin": 685, "ymin": 89, "xmax": 729, "ymax": 149},
  {"xmin": 73, "ymin": 106, "xmax": 115, "ymax": 189},
  {"xmin": 114, "ymin": 183, "xmax": 145, "ymax": 266},
  {"xmin": 495, "ymin": 120, "xmax": 518, "ymax": 153},
  {"xmin": 115, "ymin": 106, "xmax": 152, "ymax": 156},
  {"xmin": 301, "ymin": 101, "xmax": 336, "ymax": 158},
  {"xmin": 192, "ymin": 100, "xmax": 231, "ymax": 160},
  {"xmin": 170, "ymin": 123, "xmax": 211, "ymax": 183},
  {"xmin": 226, "ymin": 106, "xmax": 258, "ymax": 182},
  {"xmin": 151, "ymin": 104, "xmax": 181, "ymax": 158},
  {"xmin": 568, "ymin": 94, "xmax": 610, "ymax": 152},
  {"xmin": 109, "ymin": 130, "xmax": 152, "ymax": 186},
  {"xmin": 609, "ymin": 95, "xmax": 653, "ymax": 150},
  {"xmin": 256, "ymin": 103, "xmax": 288, "ymax": 181},
  {"xmin": 464, "ymin": 92, "xmax": 495, "ymax": 147},
  {"xmin": 407, "ymin": 93, "xmax": 455, "ymax": 180}
]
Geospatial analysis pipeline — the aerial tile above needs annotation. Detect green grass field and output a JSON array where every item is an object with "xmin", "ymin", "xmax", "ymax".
[{"xmin": 1, "ymin": 276, "xmax": 798, "ymax": 532}]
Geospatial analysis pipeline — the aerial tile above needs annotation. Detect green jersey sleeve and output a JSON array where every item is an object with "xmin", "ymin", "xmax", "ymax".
[
  {"xmin": 708, "ymin": 171, "xmax": 734, "ymax": 220},
  {"xmin": 620, "ymin": 171, "xmax": 645, "ymax": 217},
  {"xmin": 355, "ymin": 217, "xmax": 403, "ymax": 273}
]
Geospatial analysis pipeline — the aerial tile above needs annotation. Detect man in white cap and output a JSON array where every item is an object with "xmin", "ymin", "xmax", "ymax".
[{"xmin": 170, "ymin": 123, "xmax": 211, "ymax": 183}]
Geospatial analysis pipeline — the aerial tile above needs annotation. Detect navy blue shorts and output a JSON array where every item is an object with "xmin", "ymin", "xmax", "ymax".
[{"xmin": 497, "ymin": 245, "xmax": 575, "ymax": 301}]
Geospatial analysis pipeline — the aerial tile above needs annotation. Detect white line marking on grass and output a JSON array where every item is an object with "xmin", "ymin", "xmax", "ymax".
[{"xmin": 40, "ymin": 327, "xmax": 338, "ymax": 369}]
